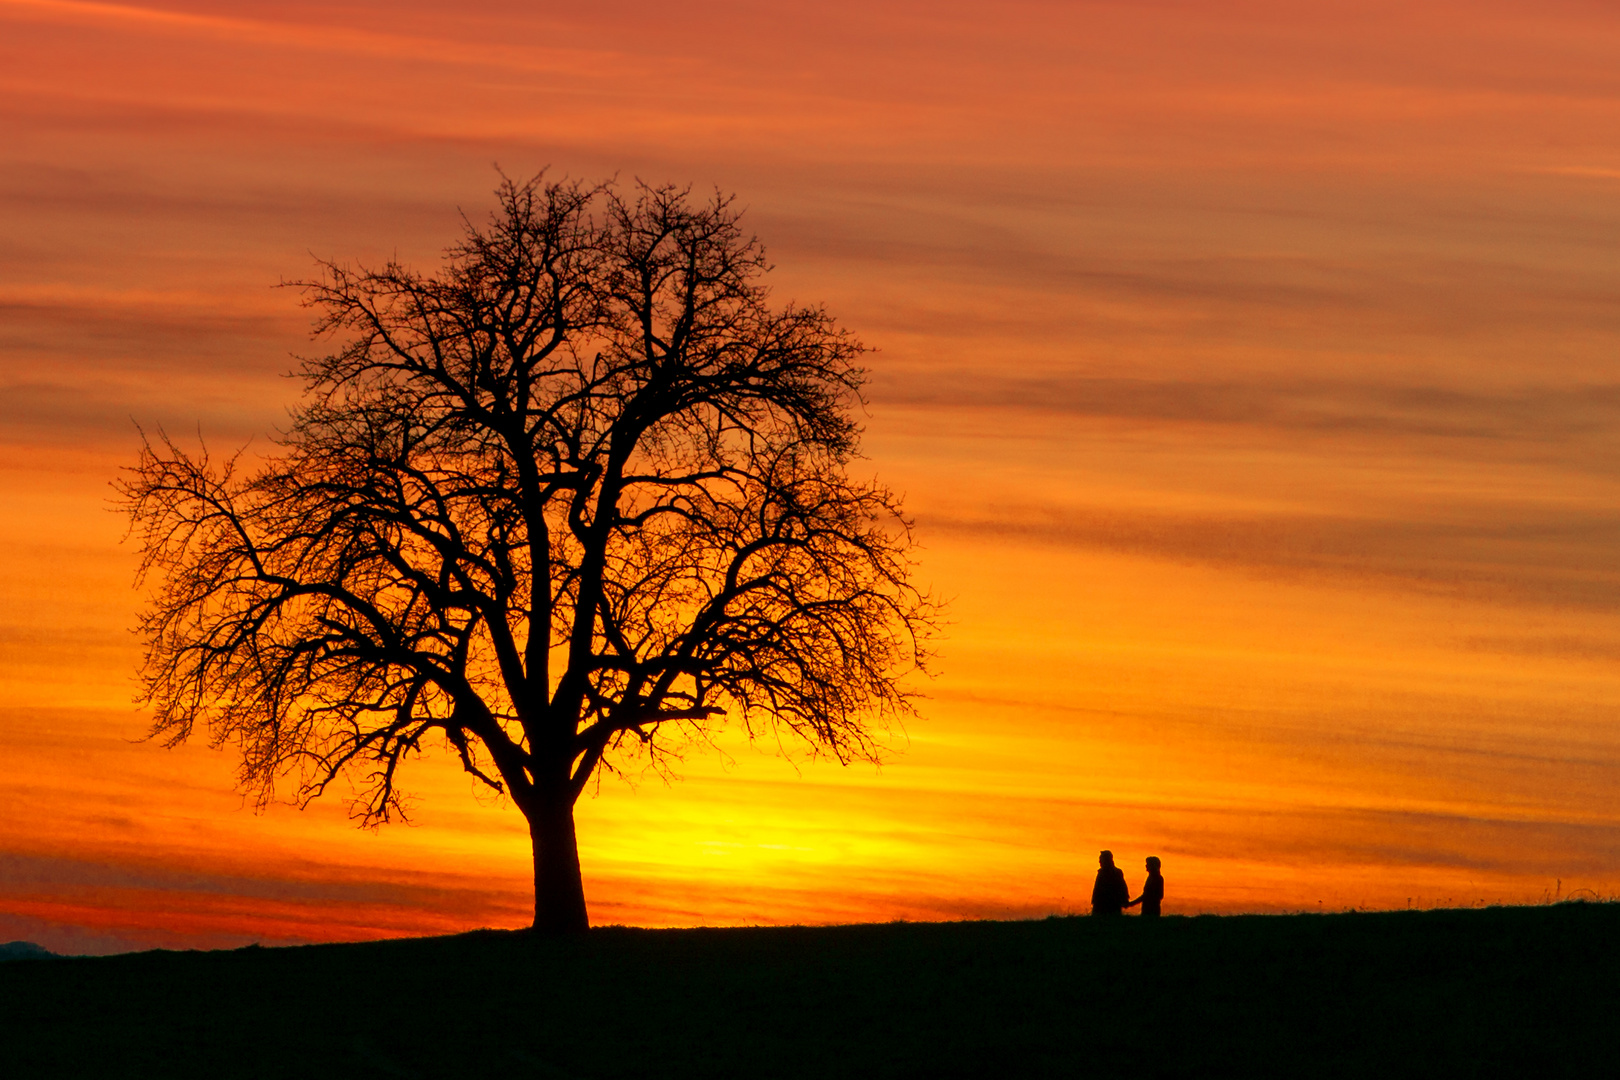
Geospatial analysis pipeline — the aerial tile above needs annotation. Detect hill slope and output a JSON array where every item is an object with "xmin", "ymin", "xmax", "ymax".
[
  {"xmin": 0, "ymin": 941, "xmax": 53, "ymax": 962},
  {"xmin": 1, "ymin": 904, "xmax": 1616, "ymax": 1078}
]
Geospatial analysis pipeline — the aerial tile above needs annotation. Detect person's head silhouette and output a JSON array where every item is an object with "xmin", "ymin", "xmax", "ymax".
[
  {"xmin": 1146, "ymin": 856, "xmax": 1161, "ymax": 872},
  {"xmin": 1099, "ymin": 850, "xmax": 1115, "ymax": 868}
]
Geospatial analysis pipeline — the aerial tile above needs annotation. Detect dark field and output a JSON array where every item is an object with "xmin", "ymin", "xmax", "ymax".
[{"xmin": 3, "ymin": 903, "xmax": 1616, "ymax": 1078}]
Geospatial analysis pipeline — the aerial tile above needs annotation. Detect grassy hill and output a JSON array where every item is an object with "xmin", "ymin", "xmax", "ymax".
[{"xmin": 2, "ymin": 903, "xmax": 1616, "ymax": 1078}]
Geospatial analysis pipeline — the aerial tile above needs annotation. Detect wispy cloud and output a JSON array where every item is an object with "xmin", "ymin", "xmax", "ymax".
[
  {"xmin": 926, "ymin": 502, "xmax": 1620, "ymax": 609},
  {"xmin": 0, "ymin": 0, "xmax": 632, "ymax": 76},
  {"xmin": 878, "ymin": 372, "xmax": 1620, "ymax": 447}
]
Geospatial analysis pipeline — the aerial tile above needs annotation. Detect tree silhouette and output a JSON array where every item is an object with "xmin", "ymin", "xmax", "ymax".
[{"xmin": 120, "ymin": 175, "xmax": 936, "ymax": 934}]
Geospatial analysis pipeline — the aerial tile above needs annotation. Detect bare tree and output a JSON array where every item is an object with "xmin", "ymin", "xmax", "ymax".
[{"xmin": 119, "ymin": 175, "xmax": 937, "ymax": 934}]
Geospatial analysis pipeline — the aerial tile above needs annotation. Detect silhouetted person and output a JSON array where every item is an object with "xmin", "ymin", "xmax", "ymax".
[
  {"xmin": 1126, "ymin": 856, "xmax": 1164, "ymax": 917},
  {"xmin": 1091, "ymin": 850, "xmax": 1130, "ymax": 916}
]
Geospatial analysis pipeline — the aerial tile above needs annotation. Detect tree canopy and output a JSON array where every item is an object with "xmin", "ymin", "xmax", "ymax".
[{"xmin": 120, "ymin": 174, "xmax": 937, "ymax": 932}]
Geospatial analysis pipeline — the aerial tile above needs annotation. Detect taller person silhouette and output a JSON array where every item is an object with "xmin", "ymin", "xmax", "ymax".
[
  {"xmin": 1126, "ymin": 856, "xmax": 1164, "ymax": 917},
  {"xmin": 1090, "ymin": 850, "xmax": 1130, "ymax": 916}
]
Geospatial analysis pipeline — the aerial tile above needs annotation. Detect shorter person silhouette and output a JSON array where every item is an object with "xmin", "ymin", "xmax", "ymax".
[
  {"xmin": 1126, "ymin": 856, "xmax": 1164, "ymax": 917},
  {"xmin": 1090, "ymin": 850, "xmax": 1130, "ymax": 916}
]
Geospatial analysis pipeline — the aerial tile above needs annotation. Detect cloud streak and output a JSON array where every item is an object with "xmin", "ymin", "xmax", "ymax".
[{"xmin": 880, "ymin": 373, "xmax": 1620, "ymax": 446}]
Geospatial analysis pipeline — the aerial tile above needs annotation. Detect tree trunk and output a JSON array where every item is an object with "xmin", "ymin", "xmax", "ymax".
[{"xmin": 529, "ymin": 796, "xmax": 590, "ymax": 934}]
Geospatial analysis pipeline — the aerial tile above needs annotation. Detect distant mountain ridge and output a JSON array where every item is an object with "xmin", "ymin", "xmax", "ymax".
[{"xmin": 0, "ymin": 941, "xmax": 54, "ymax": 961}]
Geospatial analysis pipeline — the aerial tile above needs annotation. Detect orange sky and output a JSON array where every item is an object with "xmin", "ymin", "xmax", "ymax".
[{"xmin": 3, "ymin": 0, "xmax": 1620, "ymax": 953}]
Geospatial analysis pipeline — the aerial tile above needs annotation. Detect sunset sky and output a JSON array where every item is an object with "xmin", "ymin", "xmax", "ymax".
[{"xmin": 3, "ymin": 0, "xmax": 1620, "ymax": 953}]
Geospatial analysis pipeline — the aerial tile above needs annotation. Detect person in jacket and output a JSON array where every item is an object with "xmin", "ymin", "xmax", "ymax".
[{"xmin": 1090, "ymin": 850, "xmax": 1130, "ymax": 915}]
